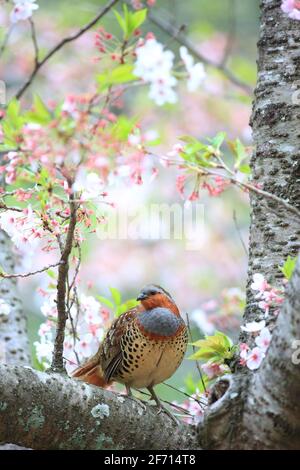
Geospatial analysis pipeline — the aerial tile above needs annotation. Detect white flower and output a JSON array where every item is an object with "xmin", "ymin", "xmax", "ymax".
[
  {"xmin": 134, "ymin": 38, "xmax": 177, "ymax": 106},
  {"xmin": 148, "ymin": 81, "xmax": 177, "ymax": 106},
  {"xmin": 0, "ymin": 299, "xmax": 11, "ymax": 316},
  {"xmin": 180, "ymin": 46, "xmax": 206, "ymax": 92},
  {"xmin": 40, "ymin": 294, "xmax": 57, "ymax": 318},
  {"xmin": 0, "ymin": 207, "xmax": 45, "ymax": 252},
  {"xmin": 73, "ymin": 170, "xmax": 103, "ymax": 201},
  {"xmin": 251, "ymin": 273, "xmax": 267, "ymax": 293},
  {"xmin": 246, "ymin": 347, "xmax": 265, "ymax": 370},
  {"xmin": 128, "ymin": 133, "xmax": 141, "ymax": 146},
  {"xmin": 241, "ymin": 320, "xmax": 266, "ymax": 333},
  {"xmin": 281, "ymin": 0, "xmax": 300, "ymax": 20},
  {"xmin": 255, "ymin": 327, "xmax": 272, "ymax": 352},
  {"xmin": 10, "ymin": 0, "xmax": 39, "ymax": 24},
  {"xmin": 34, "ymin": 339, "xmax": 53, "ymax": 363},
  {"xmin": 134, "ymin": 39, "xmax": 174, "ymax": 81},
  {"xmin": 190, "ymin": 309, "xmax": 215, "ymax": 335}
]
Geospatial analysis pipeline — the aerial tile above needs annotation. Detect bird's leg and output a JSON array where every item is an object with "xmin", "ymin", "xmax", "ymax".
[
  {"xmin": 147, "ymin": 386, "xmax": 179, "ymax": 425},
  {"xmin": 122, "ymin": 384, "xmax": 147, "ymax": 411}
]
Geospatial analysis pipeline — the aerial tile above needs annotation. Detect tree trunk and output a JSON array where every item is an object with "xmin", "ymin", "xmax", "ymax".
[
  {"xmin": 0, "ymin": 0, "xmax": 300, "ymax": 451},
  {"xmin": 245, "ymin": 0, "xmax": 300, "ymax": 326}
]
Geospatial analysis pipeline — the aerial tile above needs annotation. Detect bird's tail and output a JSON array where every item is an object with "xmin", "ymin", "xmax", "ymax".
[{"xmin": 72, "ymin": 354, "xmax": 108, "ymax": 388}]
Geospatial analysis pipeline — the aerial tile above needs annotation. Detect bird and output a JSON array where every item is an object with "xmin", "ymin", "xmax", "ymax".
[{"xmin": 72, "ymin": 284, "xmax": 188, "ymax": 422}]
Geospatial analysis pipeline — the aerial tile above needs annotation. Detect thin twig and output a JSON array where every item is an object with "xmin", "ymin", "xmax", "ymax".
[
  {"xmin": 51, "ymin": 193, "xmax": 77, "ymax": 372},
  {"xmin": 186, "ymin": 165, "xmax": 300, "ymax": 220},
  {"xmin": 29, "ymin": 18, "xmax": 39, "ymax": 66},
  {"xmin": 162, "ymin": 382, "xmax": 207, "ymax": 408},
  {"xmin": 233, "ymin": 210, "xmax": 248, "ymax": 256},
  {"xmin": 0, "ymin": 202, "xmax": 23, "ymax": 212},
  {"xmin": 15, "ymin": 0, "xmax": 120, "ymax": 99},
  {"xmin": 186, "ymin": 313, "xmax": 207, "ymax": 392},
  {"xmin": 0, "ymin": 261, "xmax": 63, "ymax": 279},
  {"xmin": 137, "ymin": 389, "xmax": 193, "ymax": 416}
]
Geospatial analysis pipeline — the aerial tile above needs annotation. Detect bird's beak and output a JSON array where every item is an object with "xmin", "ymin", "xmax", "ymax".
[{"xmin": 137, "ymin": 293, "xmax": 147, "ymax": 301}]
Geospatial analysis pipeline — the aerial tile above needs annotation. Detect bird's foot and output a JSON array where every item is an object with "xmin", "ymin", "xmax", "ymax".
[
  {"xmin": 155, "ymin": 402, "xmax": 179, "ymax": 425},
  {"xmin": 147, "ymin": 386, "xmax": 179, "ymax": 425}
]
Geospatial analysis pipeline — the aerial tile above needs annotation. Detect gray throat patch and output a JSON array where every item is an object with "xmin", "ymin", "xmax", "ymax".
[{"xmin": 138, "ymin": 307, "xmax": 183, "ymax": 337}]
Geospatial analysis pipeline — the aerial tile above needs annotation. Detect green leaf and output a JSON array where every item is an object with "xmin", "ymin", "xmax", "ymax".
[
  {"xmin": 96, "ymin": 295, "xmax": 114, "ymax": 310},
  {"xmin": 2, "ymin": 99, "xmax": 24, "ymax": 145},
  {"xmin": 97, "ymin": 64, "xmax": 136, "ymax": 91},
  {"xmin": 6, "ymin": 99, "xmax": 21, "ymax": 123},
  {"xmin": 210, "ymin": 131, "xmax": 226, "ymax": 150},
  {"xmin": 279, "ymin": 255, "xmax": 297, "ymax": 280},
  {"xmin": 189, "ymin": 331, "xmax": 234, "ymax": 362},
  {"xmin": 46, "ymin": 269, "xmax": 56, "ymax": 279},
  {"xmin": 127, "ymin": 8, "xmax": 147, "ymax": 36},
  {"xmin": 111, "ymin": 115, "xmax": 137, "ymax": 140},
  {"xmin": 26, "ymin": 95, "xmax": 52, "ymax": 124},
  {"xmin": 239, "ymin": 164, "xmax": 251, "ymax": 175},
  {"xmin": 228, "ymin": 138, "xmax": 248, "ymax": 170},
  {"xmin": 109, "ymin": 286, "xmax": 122, "ymax": 306},
  {"xmin": 114, "ymin": 9, "xmax": 127, "ymax": 36}
]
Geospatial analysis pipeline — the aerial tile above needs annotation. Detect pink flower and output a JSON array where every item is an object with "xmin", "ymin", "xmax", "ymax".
[
  {"xmin": 201, "ymin": 362, "xmax": 227, "ymax": 380},
  {"xmin": 188, "ymin": 190, "xmax": 199, "ymax": 201},
  {"xmin": 246, "ymin": 347, "xmax": 265, "ymax": 370},
  {"xmin": 255, "ymin": 327, "xmax": 272, "ymax": 352},
  {"xmin": 10, "ymin": 1, "xmax": 39, "ymax": 24},
  {"xmin": 281, "ymin": 0, "xmax": 300, "ymax": 20},
  {"xmin": 176, "ymin": 174, "xmax": 186, "ymax": 197},
  {"xmin": 251, "ymin": 273, "xmax": 268, "ymax": 295}
]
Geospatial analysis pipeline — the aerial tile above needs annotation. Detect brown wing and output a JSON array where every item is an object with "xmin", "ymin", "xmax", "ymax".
[{"xmin": 100, "ymin": 306, "xmax": 140, "ymax": 382}]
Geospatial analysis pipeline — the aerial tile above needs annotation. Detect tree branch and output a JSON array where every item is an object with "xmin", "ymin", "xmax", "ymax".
[
  {"xmin": 0, "ymin": 261, "xmax": 62, "ymax": 279},
  {"xmin": 15, "ymin": 0, "xmax": 120, "ymax": 99},
  {"xmin": 145, "ymin": 5, "xmax": 253, "ymax": 95},
  {"xmin": 0, "ymin": 364, "xmax": 199, "ymax": 450},
  {"xmin": 51, "ymin": 195, "xmax": 77, "ymax": 372}
]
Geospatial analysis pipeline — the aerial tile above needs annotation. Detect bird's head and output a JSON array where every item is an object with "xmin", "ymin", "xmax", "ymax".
[{"xmin": 137, "ymin": 284, "xmax": 180, "ymax": 316}]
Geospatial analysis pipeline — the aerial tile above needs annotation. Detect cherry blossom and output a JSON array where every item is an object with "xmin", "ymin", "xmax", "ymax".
[
  {"xmin": 134, "ymin": 38, "xmax": 177, "ymax": 105},
  {"xmin": 241, "ymin": 320, "xmax": 266, "ymax": 333},
  {"xmin": 201, "ymin": 362, "xmax": 228, "ymax": 380},
  {"xmin": 251, "ymin": 273, "xmax": 268, "ymax": 295},
  {"xmin": 73, "ymin": 170, "xmax": 104, "ymax": 201},
  {"xmin": 10, "ymin": 0, "xmax": 39, "ymax": 24},
  {"xmin": 35, "ymin": 290, "xmax": 107, "ymax": 373},
  {"xmin": 0, "ymin": 299, "xmax": 11, "ymax": 316},
  {"xmin": 255, "ymin": 327, "xmax": 271, "ymax": 352},
  {"xmin": 281, "ymin": 0, "xmax": 300, "ymax": 20},
  {"xmin": 250, "ymin": 273, "xmax": 284, "ymax": 317},
  {"xmin": 0, "ymin": 207, "xmax": 46, "ymax": 252},
  {"xmin": 179, "ymin": 46, "xmax": 206, "ymax": 92},
  {"xmin": 246, "ymin": 347, "xmax": 265, "ymax": 370}
]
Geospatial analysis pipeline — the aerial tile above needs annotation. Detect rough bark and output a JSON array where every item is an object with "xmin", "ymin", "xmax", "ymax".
[
  {"xmin": 0, "ymin": 365, "xmax": 199, "ymax": 450},
  {"xmin": 245, "ymin": 0, "xmax": 300, "ymax": 327},
  {"xmin": 241, "ymin": 255, "xmax": 300, "ymax": 449},
  {"xmin": 198, "ymin": 256, "xmax": 300, "ymax": 450},
  {"xmin": 0, "ymin": 231, "xmax": 30, "ymax": 365},
  {"xmin": 0, "ymin": 0, "xmax": 299, "ymax": 452}
]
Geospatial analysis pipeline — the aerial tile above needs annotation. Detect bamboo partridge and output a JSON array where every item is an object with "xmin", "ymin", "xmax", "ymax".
[{"xmin": 72, "ymin": 284, "xmax": 188, "ymax": 420}]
